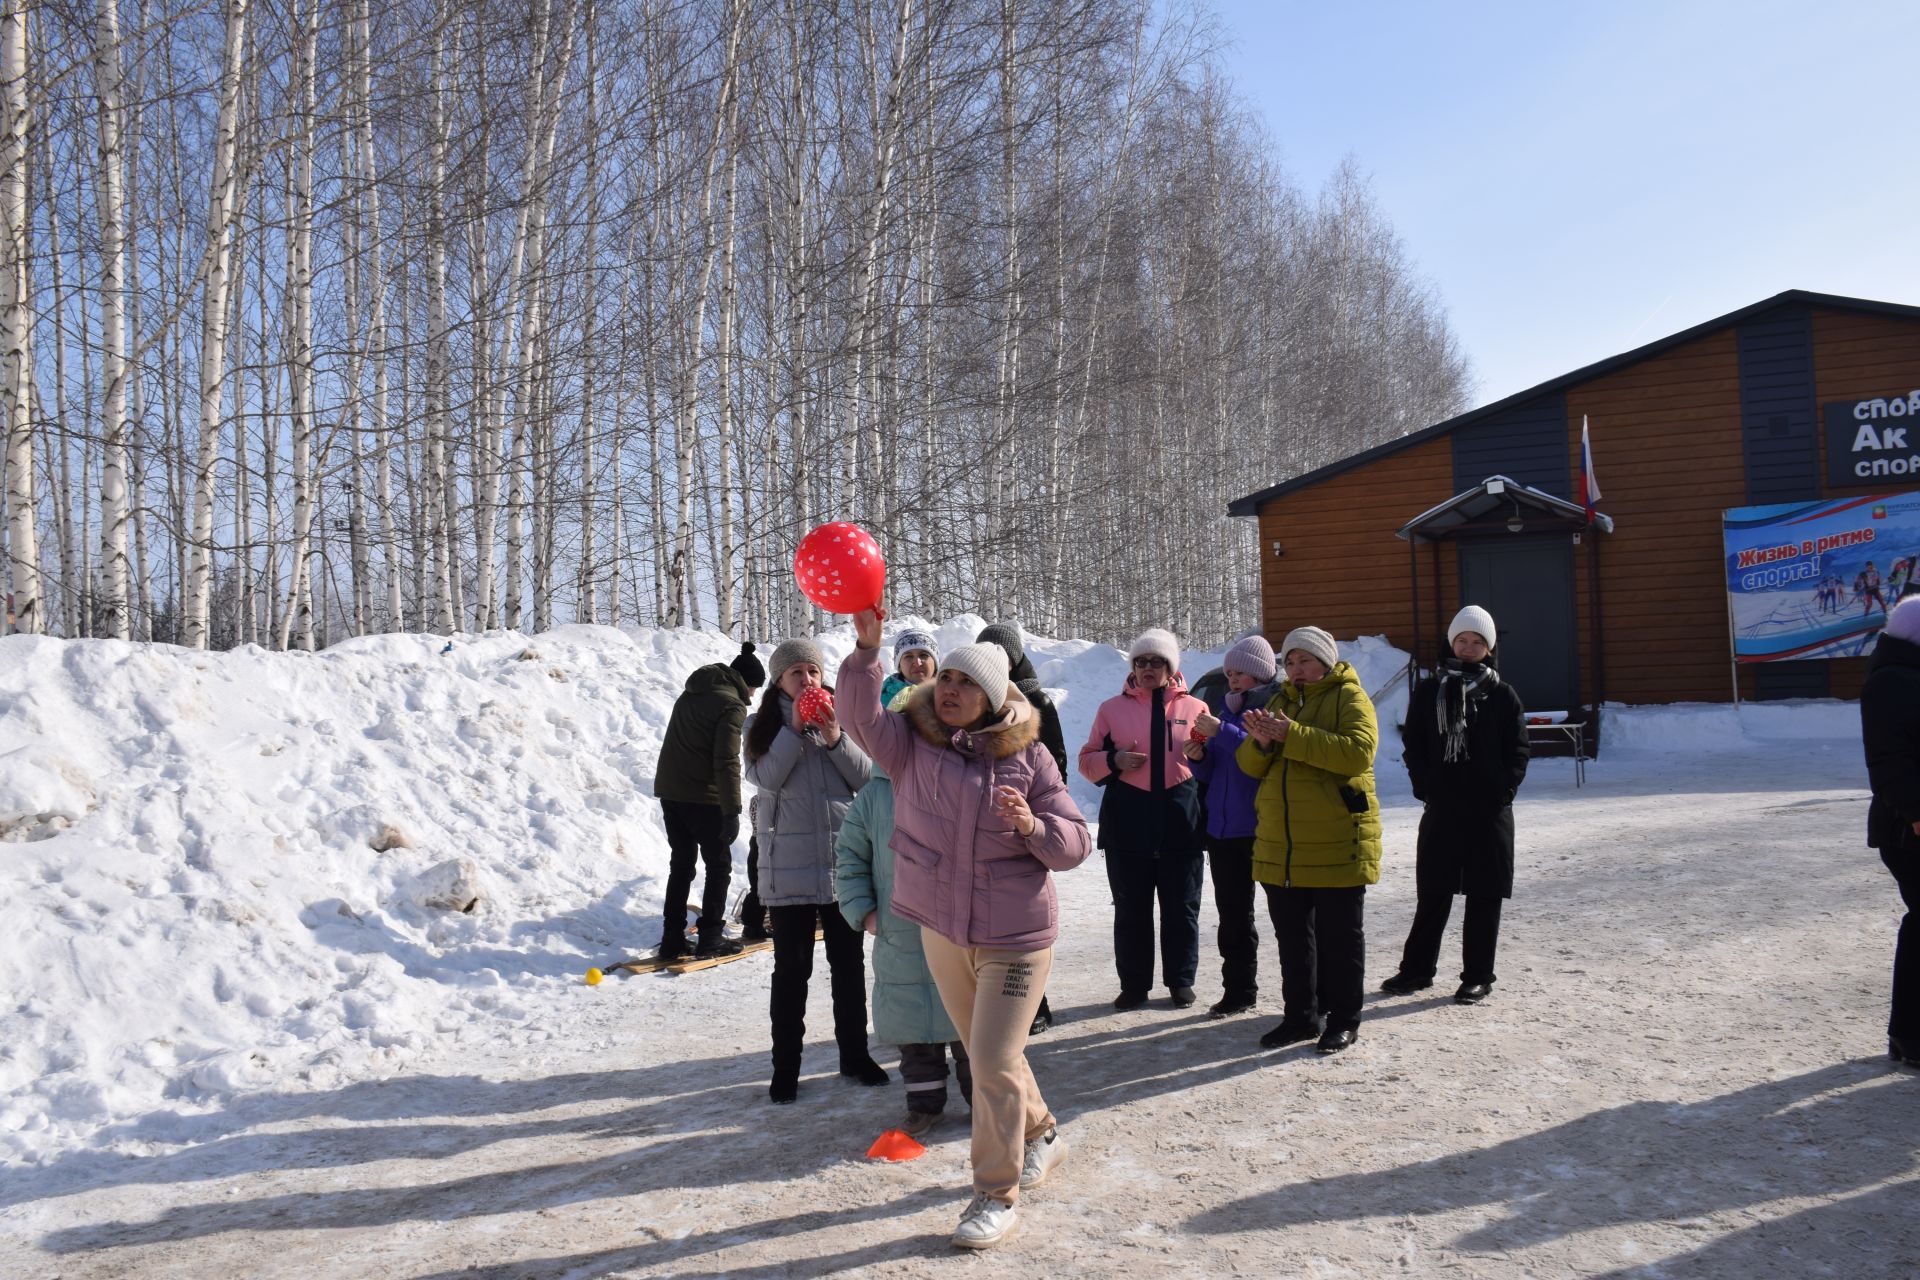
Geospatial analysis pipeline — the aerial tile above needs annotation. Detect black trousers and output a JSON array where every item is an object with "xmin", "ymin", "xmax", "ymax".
[
  {"xmin": 898, "ymin": 1040, "xmax": 973, "ymax": 1113},
  {"xmin": 1106, "ymin": 847, "xmax": 1204, "ymax": 994},
  {"xmin": 768, "ymin": 902, "xmax": 871, "ymax": 1073},
  {"xmin": 1207, "ymin": 837, "xmax": 1260, "ymax": 1000},
  {"xmin": 660, "ymin": 800, "xmax": 736, "ymax": 935},
  {"xmin": 1885, "ymin": 848, "xmax": 1920, "ymax": 1044},
  {"xmin": 1399, "ymin": 891, "xmax": 1504, "ymax": 986},
  {"xmin": 742, "ymin": 835, "xmax": 765, "ymax": 932},
  {"xmin": 1264, "ymin": 883, "xmax": 1365, "ymax": 1033}
]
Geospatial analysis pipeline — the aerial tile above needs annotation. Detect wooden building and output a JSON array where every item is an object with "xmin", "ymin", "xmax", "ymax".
[{"xmin": 1228, "ymin": 290, "xmax": 1920, "ymax": 746}]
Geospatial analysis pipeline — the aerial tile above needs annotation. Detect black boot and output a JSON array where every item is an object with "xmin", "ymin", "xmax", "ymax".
[
  {"xmin": 696, "ymin": 927, "xmax": 744, "ymax": 959},
  {"xmin": 840, "ymin": 1054, "xmax": 890, "ymax": 1086},
  {"xmin": 657, "ymin": 928, "xmax": 692, "ymax": 961}
]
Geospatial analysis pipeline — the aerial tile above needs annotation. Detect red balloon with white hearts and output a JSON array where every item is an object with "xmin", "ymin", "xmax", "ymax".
[
  {"xmin": 794, "ymin": 686, "xmax": 836, "ymax": 728},
  {"xmin": 792, "ymin": 521, "xmax": 886, "ymax": 614}
]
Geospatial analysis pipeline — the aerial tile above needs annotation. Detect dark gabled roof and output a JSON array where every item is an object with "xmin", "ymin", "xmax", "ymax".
[{"xmin": 1227, "ymin": 289, "xmax": 1920, "ymax": 516}]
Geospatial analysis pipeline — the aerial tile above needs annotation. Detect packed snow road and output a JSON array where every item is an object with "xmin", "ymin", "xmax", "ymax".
[{"xmin": 4, "ymin": 730, "xmax": 1916, "ymax": 1278}]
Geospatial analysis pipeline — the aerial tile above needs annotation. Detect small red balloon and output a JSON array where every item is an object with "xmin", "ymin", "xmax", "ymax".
[
  {"xmin": 793, "ymin": 521, "xmax": 886, "ymax": 614},
  {"xmin": 795, "ymin": 687, "xmax": 836, "ymax": 728}
]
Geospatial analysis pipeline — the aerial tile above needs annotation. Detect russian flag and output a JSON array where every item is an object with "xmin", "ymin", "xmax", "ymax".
[{"xmin": 1580, "ymin": 415, "xmax": 1602, "ymax": 523}]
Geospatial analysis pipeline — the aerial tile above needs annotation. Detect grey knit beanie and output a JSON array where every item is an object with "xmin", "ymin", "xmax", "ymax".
[
  {"xmin": 1280, "ymin": 626, "xmax": 1339, "ymax": 675},
  {"xmin": 768, "ymin": 637, "xmax": 826, "ymax": 687},
  {"xmin": 1222, "ymin": 634, "xmax": 1277, "ymax": 682},
  {"xmin": 939, "ymin": 642, "xmax": 1013, "ymax": 712},
  {"xmin": 1128, "ymin": 628, "xmax": 1181, "ymax": 672},
  {"xmin": 976, "ymin": 623, "xmax": 1026, "ymax": 668}
]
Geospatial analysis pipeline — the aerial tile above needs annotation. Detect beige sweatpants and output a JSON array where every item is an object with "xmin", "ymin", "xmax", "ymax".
[{"xmin": 920, "ymin": 931, "xmax": 1056, "ymax": 1204}]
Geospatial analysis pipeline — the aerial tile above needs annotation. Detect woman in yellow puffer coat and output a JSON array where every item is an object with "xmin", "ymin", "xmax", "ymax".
[{"xmin": 1235, "ymin": 625, "xmax": 1381, "ymax": 1056}]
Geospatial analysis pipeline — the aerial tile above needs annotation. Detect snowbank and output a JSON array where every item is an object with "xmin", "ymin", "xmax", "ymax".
[
  {"xmin": 1603, "ymin": 698, "xmax": 1860, "ymax": 753},
  {"xmin": 0, "ymin": 619, "xmax": 1411, "ymax": 1163},
  {"xmin": 0, "ymin": 625, "xmax": 739, "ymax": 1162}
]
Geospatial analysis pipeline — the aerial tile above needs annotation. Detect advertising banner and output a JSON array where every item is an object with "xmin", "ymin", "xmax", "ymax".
[{"xmin": 1724, "ymin": 492, "xmax": 1920, "ymax": 662}]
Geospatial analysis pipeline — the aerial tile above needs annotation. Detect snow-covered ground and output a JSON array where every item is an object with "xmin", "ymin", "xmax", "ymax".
[{"xmin": 2, "ymin": 621, "xmax": 1915, "ymax": 1277}]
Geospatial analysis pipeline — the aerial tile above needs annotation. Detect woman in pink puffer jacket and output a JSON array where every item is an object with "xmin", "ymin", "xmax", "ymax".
[
  {"xmin": 1077, "ymin": 628, "xmax": 1211, "ymax": 1012},
  {"xmin": 839, "ymin": 608, "xmax": 1091, "ymax": 1251}
]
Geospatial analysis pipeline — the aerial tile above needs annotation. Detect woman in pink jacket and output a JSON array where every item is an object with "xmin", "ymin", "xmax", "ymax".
[
  {"xmin": 840, "ymin": 607, "xmax": 1092, "ymax": 1251},
  {"xmin": 1078, "ymin": 628, "xmax": 1211, "ymax": 1011}
]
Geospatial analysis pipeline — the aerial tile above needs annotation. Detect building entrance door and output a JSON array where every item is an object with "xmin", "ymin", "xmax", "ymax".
[{"xmin": 1458, "ymin": 535, "xmax": 1579, "ymax": 710}]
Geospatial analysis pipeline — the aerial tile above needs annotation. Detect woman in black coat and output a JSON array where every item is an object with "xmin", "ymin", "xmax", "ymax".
[
  {"xmin": 1382, "ymin": 606, "xmax": 1529, "ymax": 1005},
  {"xmin": 1861, "ymin": 597, "xmax": 1920, "ymax": 1068}
]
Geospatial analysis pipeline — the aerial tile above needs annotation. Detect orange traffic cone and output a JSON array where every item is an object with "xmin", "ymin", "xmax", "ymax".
[{"xmin": 866, "ymin": 1128, "xmax": 927, "ymax": 1162}]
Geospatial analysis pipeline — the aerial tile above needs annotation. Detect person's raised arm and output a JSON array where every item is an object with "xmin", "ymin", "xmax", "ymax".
[{"xmin": 836, "ymin": 607, "xmax": 913, "ymax": 776}]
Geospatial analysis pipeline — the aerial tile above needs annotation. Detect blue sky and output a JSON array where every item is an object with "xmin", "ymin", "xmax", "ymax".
[{"xmin": 1208, "ymin": 0, "xmax": 1920, "ymax": 405}]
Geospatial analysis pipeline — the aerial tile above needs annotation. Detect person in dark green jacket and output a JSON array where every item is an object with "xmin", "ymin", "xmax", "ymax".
[
  {"xmin": 1236, "ymin": 625, "xmax": 1381, "ymax": 1056},
  {"xmin": 654, "ymin": 642, "xmax": 764, "ymax": 959}
]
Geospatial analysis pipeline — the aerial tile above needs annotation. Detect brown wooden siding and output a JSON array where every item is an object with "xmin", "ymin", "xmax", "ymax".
[
  {"xmin": 1566, "ymin": 329, "xmax": 1746, "ymax": 703},
  {"xmin": 1255, "ymin": 435, "xmax": 1454, "ymax": 659},
  {"xmin": 1253, "ymin": 305, "xmax": 1920, "ymax": 706}
]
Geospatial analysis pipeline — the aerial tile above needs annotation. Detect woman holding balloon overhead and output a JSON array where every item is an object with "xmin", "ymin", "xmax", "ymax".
[{"xmin": 831, "ymin": 579, "xmax": 1091, "ymax": 1249}]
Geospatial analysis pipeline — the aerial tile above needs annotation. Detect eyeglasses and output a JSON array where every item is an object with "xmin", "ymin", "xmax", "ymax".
[{"xmin": 1131, "ymin": 656, "xmax": 1168, "ymax": 670}]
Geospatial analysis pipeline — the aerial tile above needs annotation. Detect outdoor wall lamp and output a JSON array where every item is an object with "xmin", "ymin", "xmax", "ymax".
[
  {"xmin": 1505, "ymin": 496, "xmax": 1524, "ymax": 534},
  {"xmin": 1271, "ymin": 539, "xmax": 1285, "ymax": 558}
]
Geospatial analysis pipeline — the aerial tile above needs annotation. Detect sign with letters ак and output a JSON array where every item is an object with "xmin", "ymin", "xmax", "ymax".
[{"xmin": 1828, "ymin": 391, "xmax": 1920, "ymax": 487}]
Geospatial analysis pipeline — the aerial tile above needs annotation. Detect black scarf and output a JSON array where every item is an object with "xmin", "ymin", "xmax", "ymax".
[{"xmin": 1438, "ymin": 658, "xmax": 1499, "ymax": 764}]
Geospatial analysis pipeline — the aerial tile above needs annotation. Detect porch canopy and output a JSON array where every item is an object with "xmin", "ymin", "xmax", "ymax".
[
  {"xmin": 1394, "ymin": 475, "xmax": 1614, "ymax": 757},
  {"xmin": 1396, "ymin": 474, "xmax": 1614, "ymax": 543}
]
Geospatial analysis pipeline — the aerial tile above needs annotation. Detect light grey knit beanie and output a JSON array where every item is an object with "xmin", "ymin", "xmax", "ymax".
[
  {"xmin": 768, "ymin": 637, "xmax": 826, "ymax": 687},
  {"xmin": 1280, "ymin": 626, "xmax": 1339, "ymax": 675},
  {"xmin": 939, "ymin": 642, "xmax": 1013, "ymax": 712}
]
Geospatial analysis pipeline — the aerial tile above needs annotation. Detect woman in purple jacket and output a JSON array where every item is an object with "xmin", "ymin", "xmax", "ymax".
[
  {"xmin": 841, "ymin": 607, "xmax": 1092, "ymax": 1251},
  {"xmin": 1184, "ymin": 634, "xmax": 1278, "ymax": 1018}
]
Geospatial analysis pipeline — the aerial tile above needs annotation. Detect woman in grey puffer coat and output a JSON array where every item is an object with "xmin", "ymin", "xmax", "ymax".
[{"xmin": 744, "ymin": 637, "xmax": 883, "ymax": 1104}]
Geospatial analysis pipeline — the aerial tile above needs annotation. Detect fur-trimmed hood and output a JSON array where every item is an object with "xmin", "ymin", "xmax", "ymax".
[{"xmin": 903, "ymin": 680, "xmax": 1040, "ymax": 759}]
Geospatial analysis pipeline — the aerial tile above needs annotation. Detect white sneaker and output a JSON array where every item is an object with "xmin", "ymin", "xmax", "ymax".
[
  {"xmin": 1019, "ymin": 1125, "xmax": 1068, "ymax": 1189},
  {"xmin": 952, "ymin": 1193, "xmax": 1019, "ymax": 1249}
]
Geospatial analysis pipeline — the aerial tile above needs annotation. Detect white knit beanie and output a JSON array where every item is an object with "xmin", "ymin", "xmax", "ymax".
[
  {"xmin": 1885, "ymin": 597, "xmax": 1920, "ymax": 644},
  {"xmin": 939, "ymin": 642, "xmax": 1013, "ymax": 712},
  {"xmin": 1448, "ymin": 605, "xmax": 1498, "ymax": 651},
  {"xmin": 1281, "ymin": 626, "xmax": 1339, "ymax": 675},
  {"xmin": 1128, "ymin": 628, "xmax": 1181, "ymax": 672},
  {"xmin": 1222, "ymin": 634, "xmax": 1277, "ymax": 682}
]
